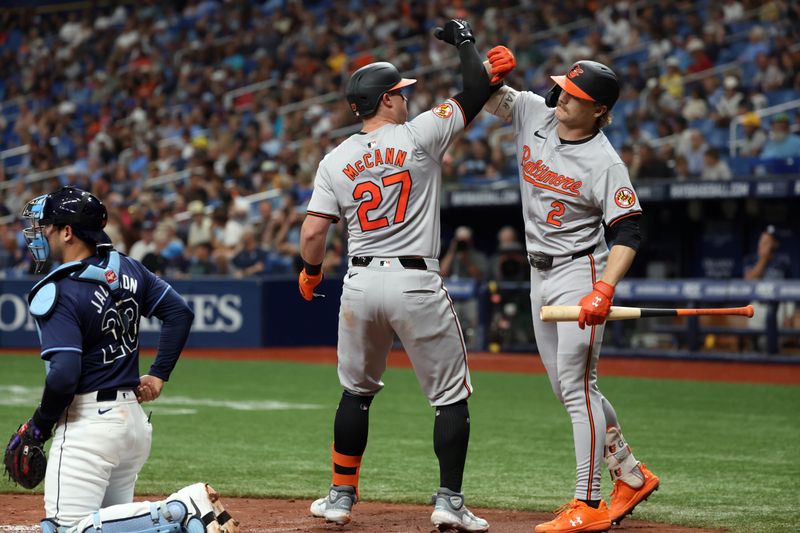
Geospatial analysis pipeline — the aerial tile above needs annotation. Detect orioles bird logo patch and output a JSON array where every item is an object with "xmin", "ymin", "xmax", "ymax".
[
  {"xmin": 432, "ymin": 102, "xmax": 453, "ymax": 119},
  {"xmin": 614, "ymin": 187, "xmax": 636, "ymax": 208}
]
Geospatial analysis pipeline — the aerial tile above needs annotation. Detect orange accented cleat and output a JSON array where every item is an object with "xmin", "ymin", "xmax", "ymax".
[
  {"xmin": 608, "ymin": 463, "xmax": 660, "ymax": 524},
  {"xmin": 534, "ymin": 499, "xmax": 611, "ymax": 533}
]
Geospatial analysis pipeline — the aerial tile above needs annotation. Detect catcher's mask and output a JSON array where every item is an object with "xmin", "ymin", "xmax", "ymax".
[{"xmin": 21, "ymin": 186, "xmax": 110, "ymax": 273}]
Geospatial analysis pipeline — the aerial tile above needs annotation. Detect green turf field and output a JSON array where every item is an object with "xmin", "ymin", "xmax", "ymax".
[{"xmin": 1, "ymin": 354, "xmax": 798, "ymax": 532}]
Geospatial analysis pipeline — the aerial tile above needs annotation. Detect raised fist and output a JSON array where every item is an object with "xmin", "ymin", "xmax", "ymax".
[
  {"xmin": 487, "ymin": 45, "xmax": 516, "ymax": 84},
  {"xmin": 434, "ymin": 19, "xmax": 475, "ymax": 48}
]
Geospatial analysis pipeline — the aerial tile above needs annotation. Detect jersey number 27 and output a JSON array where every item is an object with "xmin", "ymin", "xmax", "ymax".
[{"xmin": 353, "ymin": 170, "xmax": 411, "ymax": 232}]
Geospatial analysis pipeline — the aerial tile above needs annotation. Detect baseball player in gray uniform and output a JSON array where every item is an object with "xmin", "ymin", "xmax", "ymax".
[
  {"xmin": 299, "ymin": 20, "xmax": 490, "ymax": 532},
  {"xmin": 483, "ymin": 48, "xmax": 660, "ymax": 532}
]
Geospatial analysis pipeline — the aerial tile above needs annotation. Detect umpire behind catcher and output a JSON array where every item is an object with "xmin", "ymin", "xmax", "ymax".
[{"xmin": 5, "ymin": 187, "xmax": 194, "ymax": 528}]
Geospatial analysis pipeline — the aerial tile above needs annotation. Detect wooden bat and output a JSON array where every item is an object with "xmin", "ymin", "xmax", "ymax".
[{"xmin": 540, "ymin": 305, "xmax": 755, "ymax": 322}]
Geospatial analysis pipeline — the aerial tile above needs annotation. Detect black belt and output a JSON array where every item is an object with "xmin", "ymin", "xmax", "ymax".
[
  {"xmin": 97, "ymin": 389, "xmax": 120, "ymax": 401},
  {"xmin": 351, "ymin": 256, "xmax": 428, "ymax": 270},
  {"xmin": 528, "ymin": 246, "xmax": 595, "ymax": 271}
]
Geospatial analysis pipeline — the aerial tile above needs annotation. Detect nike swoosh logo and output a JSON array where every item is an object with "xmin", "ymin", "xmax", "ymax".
[
  {"xmin": 348, "ymin": 272, "xmax": 359, "ymax": 279},
  {"xmin": 98, "ymin": 408, "xmax": 113, "ymax": 415},
  {"xmin": 534, "ymin": 130, "xmax": 546, "ymax": 140}
]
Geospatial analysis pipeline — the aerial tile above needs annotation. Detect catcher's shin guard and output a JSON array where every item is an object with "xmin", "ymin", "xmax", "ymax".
[{"xmin": 67, "ymin": 501, "xmax": 188, "ymax": 533}]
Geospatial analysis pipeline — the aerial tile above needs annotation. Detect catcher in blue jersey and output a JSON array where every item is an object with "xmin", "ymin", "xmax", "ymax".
[{"xmin": 4, "ymin": 187, "xmax": 197, "ymax": 532}]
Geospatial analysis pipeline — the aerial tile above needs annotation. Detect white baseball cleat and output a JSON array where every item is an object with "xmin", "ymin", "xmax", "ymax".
[
  {"xmin": 310, "ymin": 485, "xmax": 357, "ymax": 525},
  {"xmin": 431, "ymin": 487, "xmax": 490, "ymax": 532}
]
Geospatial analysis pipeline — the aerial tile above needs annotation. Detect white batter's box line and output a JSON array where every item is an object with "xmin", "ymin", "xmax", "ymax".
[
  {"xmin": 156, "ymin": 396, "xmax": 323, "ymax": 411},
  {"xmin": 0, "ymin": 386, "xmax": 323, "ymax": 411}
]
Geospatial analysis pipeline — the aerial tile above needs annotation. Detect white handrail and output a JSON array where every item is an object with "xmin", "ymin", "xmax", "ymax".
[
  {"xmin": 728, "ymin": 99, "xmax": 800, "ymax": 157},
  {"xmin": 0, "ymin": 165, "xmax": 74, "ymax": 191}
]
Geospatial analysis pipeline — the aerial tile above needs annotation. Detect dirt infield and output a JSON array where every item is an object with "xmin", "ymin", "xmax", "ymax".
[
  {"xmin": 179, "ymin": 346, "xmax": 800, "ymax": 385},
  {"xmin": 3, "ymin": 347, "xmax": 789, "ymax": 531},
  {"xmin": 0, "ymin": 493, "xmax": 725, "ymax": 532}
]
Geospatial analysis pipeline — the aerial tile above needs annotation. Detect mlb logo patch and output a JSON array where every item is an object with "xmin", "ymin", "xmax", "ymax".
[{"xmin": 379, "ymin": 260, "xmax": 392, "ymax": 267}]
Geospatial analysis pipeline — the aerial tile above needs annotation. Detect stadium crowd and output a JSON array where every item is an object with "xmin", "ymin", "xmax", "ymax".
[{"xmin": 0, "ymin": 0, "xmax": 798, "ymax": 278}]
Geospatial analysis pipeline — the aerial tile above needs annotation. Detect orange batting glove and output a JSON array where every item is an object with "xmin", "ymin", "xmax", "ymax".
[
  {"xmin": 298, "ymin": 269, "xmax": 323, "ymax": 301},
  {"xmin": 487, "ymin": 45, "xmax": 516, "ymax": 84},
  {"xmin": 578, "ymin": 281, "xmax": 615, "ymax": 329}
]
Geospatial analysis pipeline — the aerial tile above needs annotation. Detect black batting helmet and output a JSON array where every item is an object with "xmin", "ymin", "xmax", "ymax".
[
  {"xmin": 545, "ymin": 60, "xmax": 619, "ymax": 110},
  {"xmin": 346, "ymin": 62, "xmax": 417, "ymax": 118},
  {"xmin": 35, "ymin": 186, "xmax": 111, "ymax": 245}
]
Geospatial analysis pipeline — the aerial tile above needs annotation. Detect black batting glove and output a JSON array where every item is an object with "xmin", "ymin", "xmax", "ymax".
[{"xmin": 434, "ymin": 19, "xmax": 475, "ymax": 48}]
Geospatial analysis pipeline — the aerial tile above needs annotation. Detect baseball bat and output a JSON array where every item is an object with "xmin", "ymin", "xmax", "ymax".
[{"xmin": 540, "ymin": 305, "xmax": 755, "ymax": 322}]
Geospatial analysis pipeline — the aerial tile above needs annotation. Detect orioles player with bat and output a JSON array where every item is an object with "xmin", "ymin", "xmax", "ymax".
[
  {"xmin": 299, "ymin": 19, "xmax": 491, "ymax": 532},
  {"xmin": 483, "ymin": 48, "xmax": 660, "ymax": 532}
]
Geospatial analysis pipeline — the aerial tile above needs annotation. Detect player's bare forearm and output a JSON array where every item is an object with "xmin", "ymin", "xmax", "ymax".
[
  {"xmin": 300, "ymin": 215, "xmax": 331, "ymax": 265},
  {"xmin": 599, "ymin": 244, "xmax": 637, "ymax": 287}
]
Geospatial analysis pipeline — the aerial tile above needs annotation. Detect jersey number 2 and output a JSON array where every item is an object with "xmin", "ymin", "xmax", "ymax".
[
  {"xmin": 354, "ymin": 170, "xmax": 411, "ymax": 232},
  {"xmin": 546, "ymin": 200, "xmax": 565, "ymax": 227}
]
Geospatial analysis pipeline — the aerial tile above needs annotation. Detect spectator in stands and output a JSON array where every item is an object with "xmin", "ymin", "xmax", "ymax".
[
  {"xmin": 739, "ymin": 112, "xmax": 768, "ymax": 156},
  {"xmin": 659, "ymin": 57, "xmax": 684, "ymax": 100},
  {"xmin": 441, "ymin": 225, "xmax": 487, "ymax": 350},
  {"xmin": 441, "ymin": 226, "xmax": 488, "ymax": 281},
  {"xmin": 682, "ymin": 86, "xmax": 710, "ymax": 121},
  {"xmin": 128, "ymin": 220, "xmax": 156, "ymax": 262},
  {"xmin": 752, "ymin": 52, "xmax": 785, "ymax": 93},
  {"xmin": 721, "ymin": 0, "xmax": 745, "ymax": 23},
  {"xmin": 679, "ymin": 129, "xmax": 708, "ymax": 177},
  {"xmin": 637, "ymin": 142, "xmax": 673, "ymax": 179},
  {"xmin": 186, "ymin": 200, "xmax": 213, "ymax": 248},
  {"xmin": 231, "ymin": 229, "xmax": 268, "ymax": 278},
  {"xmin": 186, "ymin": 242, "xmax": 217, "ymax": 276},
  {"xmin": 620, "ymin": 144, "xmax": 640, "ymax": 180},
  {"xmin": 489, "ymin": 226, "xmax": 528, "ymax": 282},
  {"xmin": 458, "ymin": 139, "xmax": 493, "ymax": 179},
  {"xmin": 761, "ymin": 114, "xmax": 800, "ymax": 158},
  {"xmin": 714, "ymin": 76, "xmax": 745, "ymax": 125},
  {"xmin": 741, "ymin": 25, "xmax": 770, "ymax": 64},
  {"xmin": 673, "ymin": 155, "xmax": 691, "ymax": 181},
  {"xmin": 686, "ymin": 37, "xmax": 713, "ymax": 74},
  {"xmin": 701, "ymin": 148, "xmax": 733, "ymax": 180}
]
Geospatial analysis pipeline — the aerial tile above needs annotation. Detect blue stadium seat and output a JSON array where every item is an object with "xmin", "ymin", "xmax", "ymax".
[
  {"xmin": 707, "ymin": 128, "xmax": 729, "ymax": 149},
  {"xmin": 726, "ymin": 156, "xmax": 758, "ymax": 177},
  {"xmin": 761, "ymin": 157, "xmax": 800, "ymax": 174},
  {"xmin": 765, "ymin": 89, "xmax": 799, "ymax": 106}
]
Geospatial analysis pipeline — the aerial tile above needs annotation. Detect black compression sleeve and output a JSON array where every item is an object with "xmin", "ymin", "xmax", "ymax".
[
  {"xmin": 609, "ymin": 215, "xmax": 642, "ymax": 251},
  {"xmin": 451, "ymin": 42, "xmax": 491, "ymax": 125}
]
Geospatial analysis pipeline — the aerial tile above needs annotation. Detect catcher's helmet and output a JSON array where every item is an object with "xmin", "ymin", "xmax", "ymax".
[
  {"xmin": 22, "ymin": 187, "xmax": 111, "ymax": 272},
  {"xmin": 545, "ymin": 60, "xmax": 619, "ymax": 110},
  {"xmin": 346, "ymin": 62, "xmax": 417, "ymax": 118}
]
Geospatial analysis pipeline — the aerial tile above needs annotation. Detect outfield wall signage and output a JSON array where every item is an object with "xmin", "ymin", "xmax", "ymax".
[{"xmin": 0, "ymin": 278, "xmax": 263, "ymax": 348}]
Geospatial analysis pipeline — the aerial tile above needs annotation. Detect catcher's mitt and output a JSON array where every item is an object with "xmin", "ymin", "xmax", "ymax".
[{"xmin": 4, "ymin": 420, "xmax": 48, "ymax": 489}]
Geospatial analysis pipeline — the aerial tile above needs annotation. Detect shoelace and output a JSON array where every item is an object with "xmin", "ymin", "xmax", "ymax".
[{"xmin": 553, "ymin": 500, "xmax": 581, "ymax": 516}]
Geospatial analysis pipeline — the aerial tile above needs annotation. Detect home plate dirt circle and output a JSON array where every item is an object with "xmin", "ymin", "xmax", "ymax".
[{"xmin": 0, "ymin": 493, "xmax": 724, "ymax": 532}]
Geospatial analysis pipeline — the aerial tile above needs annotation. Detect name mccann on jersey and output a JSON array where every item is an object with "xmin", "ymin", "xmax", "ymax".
[
  {"xmin": 521, "ymin": 145, "xmax": 583, "ymax": 197},
  {"xmin": 342, "ymin": 147, "xmax": 408, "ymax": 180}
]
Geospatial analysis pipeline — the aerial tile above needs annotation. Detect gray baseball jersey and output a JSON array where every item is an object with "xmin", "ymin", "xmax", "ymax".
[
  {"xmin": 510, "ymin": 92, "xmax": 642, "ymax": 256},
  {"xmin": 486, "ymin": 88, "xmax": 641, "ymax": 501},
  {"xmin": 307, "ymin": 99, "xmax": 474, "ymax": 406}
]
